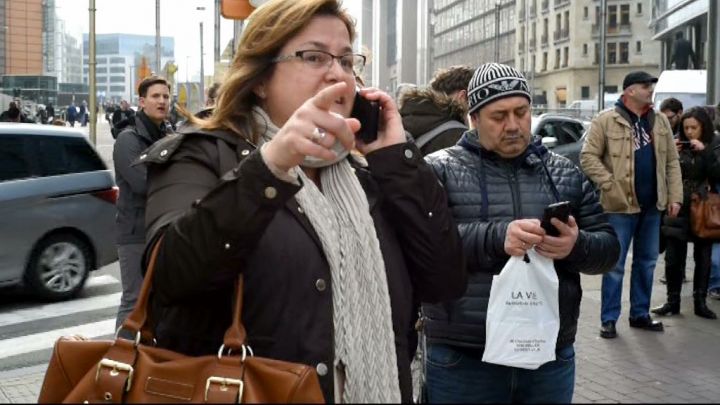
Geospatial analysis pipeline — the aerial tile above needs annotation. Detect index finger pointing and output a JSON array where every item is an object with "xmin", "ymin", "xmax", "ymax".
[{"xmin": 311, "ymin": 82, "xmax": 349, "ymax": 111}]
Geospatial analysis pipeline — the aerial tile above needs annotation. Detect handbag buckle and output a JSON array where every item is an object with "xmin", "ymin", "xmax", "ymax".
[
  {"xmin": 95, "ymin": 359, "xmax": 134, "ymax": 391},
  {"xmin": 205, "ymin": 376, "xmax": 244, "ymax": 402}
]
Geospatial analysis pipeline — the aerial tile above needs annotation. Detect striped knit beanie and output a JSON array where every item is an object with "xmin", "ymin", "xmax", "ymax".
[{"xmin": 467, "ymin": 63, "xmax": 531, "ymax": 114}]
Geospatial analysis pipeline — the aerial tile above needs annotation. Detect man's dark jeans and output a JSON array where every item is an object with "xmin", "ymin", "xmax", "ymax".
[{"xmin": 425, "ymin": 343, "xmax": 575, "ymax": 403}]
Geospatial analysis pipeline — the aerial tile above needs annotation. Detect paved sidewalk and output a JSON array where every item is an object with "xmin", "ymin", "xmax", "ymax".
[{"xmin": 2, "ymin": 254, "xmax": 719, "ymax": 403}]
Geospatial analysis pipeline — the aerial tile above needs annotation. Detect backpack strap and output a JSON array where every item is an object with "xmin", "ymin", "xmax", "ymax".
[{"xmin": 414, "ymin": 120, "xmax": 467, "ymax": 149}]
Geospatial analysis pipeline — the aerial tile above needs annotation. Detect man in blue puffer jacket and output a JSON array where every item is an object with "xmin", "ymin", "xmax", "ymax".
[{"xmin": 423, "ymin": 63, "xmax": 620, "ymax": 403}]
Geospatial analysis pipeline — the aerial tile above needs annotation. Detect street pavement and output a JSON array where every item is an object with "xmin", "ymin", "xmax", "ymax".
[{"xmin": 1, "ymin": 120, "xmax": 719, "ymax": 403}]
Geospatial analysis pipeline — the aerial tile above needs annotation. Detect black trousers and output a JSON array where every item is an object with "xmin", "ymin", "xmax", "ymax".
[{"xmin": 663, "ymin": 236, "xmax": 713, "ymax": 296}]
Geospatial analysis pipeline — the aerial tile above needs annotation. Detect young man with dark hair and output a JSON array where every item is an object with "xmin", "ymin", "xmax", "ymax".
[
  {"xmin": 113, "ymin": 76, "xmax": 173, "ymax": 332},
  {"xmin": 659, "ymin": 97, "xmax": 683, "ymax": 135},
  {"xmin": 399, "ymin": 65, "xmax": 474, "ymax": 155}
]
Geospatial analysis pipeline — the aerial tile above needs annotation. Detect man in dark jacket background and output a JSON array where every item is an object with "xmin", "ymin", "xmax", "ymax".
[
  {"xmin": 399, "ymin": 65, "xmax": 473, "ymax": 155},
  {"xmin": 111, "ymin": 99, "xmax": 136, "ymax": 139},
  {"xmin": 423, "ymin": 63, "xmax": 620, "ymax": 403},
  {"xmin": 113, "ymin": 76, "xmax": 172, "ymax": 330}
]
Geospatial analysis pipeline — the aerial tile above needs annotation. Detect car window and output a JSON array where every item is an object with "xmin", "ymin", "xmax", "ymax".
[
  {"xmin": 35, "ymin": 136, "xmax": 105, "ymax": 176},
  {"xmin": 0, "ymin": 136, "xmax": 33, "ymax": 182}
]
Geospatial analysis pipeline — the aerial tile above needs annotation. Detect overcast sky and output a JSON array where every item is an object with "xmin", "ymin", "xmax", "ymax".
[{"xmin": 56, "ymin": 0, "xmax": 362, "ymax": 82}]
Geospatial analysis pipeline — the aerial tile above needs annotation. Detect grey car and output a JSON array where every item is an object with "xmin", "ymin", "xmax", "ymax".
[
  {"xmin": 0, "ymin": 124, "xmax": 118, "ymax": 300},
  {"xmin": 531, "ymin": 114, "xmax": 590, "ymax": 166}
]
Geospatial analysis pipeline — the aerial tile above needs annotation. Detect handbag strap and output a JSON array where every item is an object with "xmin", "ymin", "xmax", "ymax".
[{"xmin": 121, "ymin": 237, "xmax": 247, "ymax": 350}]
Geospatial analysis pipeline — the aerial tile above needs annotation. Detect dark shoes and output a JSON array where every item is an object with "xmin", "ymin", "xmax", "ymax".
[
  {"xmin": 600, "ymin": 321, "xmax": 617, "ymax": 339},
  {"xmin": 694, "ymin": 299, "xmax": 718, "ymax": 319},
  {"xmin": 629, "ymin": 316, "xmax": 664, "ymax": 331},
  {"xmin": 651, "ymin": 302, "xmax": 680, "ymax": 316}
]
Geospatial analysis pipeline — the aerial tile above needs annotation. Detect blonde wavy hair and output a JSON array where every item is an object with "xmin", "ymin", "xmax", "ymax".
[{"xmin": 189, "ymin": 0, "xmax": 356, "ymax": 144}]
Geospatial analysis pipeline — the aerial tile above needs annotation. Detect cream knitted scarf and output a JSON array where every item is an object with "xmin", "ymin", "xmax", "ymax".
[{"xmin": 253, "ymin": 107, "xmax": 401, "ymax": 403}]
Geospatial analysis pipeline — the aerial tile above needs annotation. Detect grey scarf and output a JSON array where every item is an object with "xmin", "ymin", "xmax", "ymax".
[{"xmin": 252, "ymin": 107, "xmax": 401, "ymax": 403}]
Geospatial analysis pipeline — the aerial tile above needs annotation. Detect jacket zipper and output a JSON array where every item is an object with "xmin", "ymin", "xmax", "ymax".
[{"xmin": 509, "ymin": 166, "xmax": 522, "ymax": 218}]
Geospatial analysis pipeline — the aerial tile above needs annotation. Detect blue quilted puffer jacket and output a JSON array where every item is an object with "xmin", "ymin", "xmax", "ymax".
[{"xmin": 423, "ymin": 130, "xmax": 620, "ymax": 350}]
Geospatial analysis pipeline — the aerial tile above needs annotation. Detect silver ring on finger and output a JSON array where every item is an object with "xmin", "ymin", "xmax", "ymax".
[{"xmin": 311, "ymin": 127, "xmax": 326, "ymax": 143}]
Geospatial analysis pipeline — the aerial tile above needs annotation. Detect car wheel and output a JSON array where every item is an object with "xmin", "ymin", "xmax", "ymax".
[{"xmin": 25, "ymin": 234, "xmax": 91, "ymax": 301}]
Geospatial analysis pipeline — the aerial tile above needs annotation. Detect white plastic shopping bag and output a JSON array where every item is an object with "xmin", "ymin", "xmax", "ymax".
[{"xmin": 482, "ymin": 248, "xmax": 560, "ymax": 370}]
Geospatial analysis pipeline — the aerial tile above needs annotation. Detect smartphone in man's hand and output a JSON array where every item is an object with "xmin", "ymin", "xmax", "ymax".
[{"xmin": 541, "ymin": 201, "xmax": 571, "ymax": 237}]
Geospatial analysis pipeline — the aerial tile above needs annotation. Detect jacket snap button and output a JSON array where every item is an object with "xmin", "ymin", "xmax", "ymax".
[
  {"xmin": 404, "ymin": 149, "xmax": 414, "ymax": 159},
  {"xmin": 264, "ymin": 187, "xmax": 278, "ymax": 199},
  {"xmin": 224, "ymin": 243, "xmax": 231, "ymax": 250},
  {"xmin": 241, "ymin": 149, "xmax": 250, "ymax": 156},
  {"xmin": 315, "ymin": 278, "xmax": 326, "ymax": 291},
  {"xmin": 160, "ymin": 149, "xmax": 168, "ymax": 157},
  {"xmin": 428, "ymin": 211, "xmax": 433, "ymax": 218},
  {"xmin": 298, "ymin": 206, "xmax": 304, "ymax": 214},
  {"xmin": 316, "ymin": 363, "xmax": 328, "ymax": 376},
  {"xmin": 139, "ymin": 153, "xmax": 147, "ymax": 160}
]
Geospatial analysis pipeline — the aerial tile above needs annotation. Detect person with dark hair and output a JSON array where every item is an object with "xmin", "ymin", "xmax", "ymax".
[
  {"xmin": 112, "ymin": 76, "xmax": 173, "ymax": 331},
  {"xmin": 652, "ymin": 107, "xmax": 720, "ymax": 319},
  {"xmin": 135, "ymin": 0, "xmax": 466, "ymax": 402},
  {"xmin": 399, "ymin": 65, "xmax": 474, "ymax": 156},
  {"xmin": 46, "ymin": 103, "xmax": 55, "ymax": 124},
  {"xmin": 581, "ymin": 71, "xmax": 683, "ymax": 339},
  {"xmin": 423, "ymin": 63, "xmax": 619, "ymax": 403},
  {"xmin": 111, "ymin": 100, "xmax": 135, "ymax": 139},
  {"xmin": 670, "ymin": 32, "xmax": 698, "ymax": 70},
  {"xmin": 659, "ymin": 97, "xmax": 684, "ymax": 135},
  {"xmin": 66, "ymin": 102, "xmax": 78, "ymax": 127}
]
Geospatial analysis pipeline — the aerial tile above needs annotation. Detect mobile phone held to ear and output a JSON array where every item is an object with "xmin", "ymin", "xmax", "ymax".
[
  {"xmin": 350, "ymin": 92, "xmax": 380, "ymax": 143},
  {"xmin": 541, "ymin": 201, "xmax": 571, "ymax": 237}
]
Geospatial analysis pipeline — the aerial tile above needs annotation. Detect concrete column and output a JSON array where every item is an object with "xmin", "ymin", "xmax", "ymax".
[{"xmin": 708, "ymin": 1, "xmax": 719, "ymax": 104}]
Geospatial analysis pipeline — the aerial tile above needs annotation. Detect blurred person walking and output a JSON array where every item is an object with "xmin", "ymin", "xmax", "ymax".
[
  {"xmin": 136, "ymin": 0, "xmax": 466, "ymax": 402},
  {"xmin": 111, "ymin": 100, "xmax": 136, "ymax": 139},
  {"xmin": 581, "ymin": 71, "xmax": 683, "ymax": 339},
  {"xmin": 659, "ymin": 97, "xmax": 684, "ymax": 136},
  {"xmin": 112, "ymin": 76, "xmax": 173, "ymax": 330},
  {"xmin": 652, "ymin": 107, "xmax": 720, "ymax": 319},
  {"xmin": 66, "ymin": 102, "xmax": 77, "ymax": 127}
]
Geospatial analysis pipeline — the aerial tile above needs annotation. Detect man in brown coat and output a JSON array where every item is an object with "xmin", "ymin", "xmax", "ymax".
[{"xmin": 580, "ymin": 71, "xmax": 683, "ymax": 339}]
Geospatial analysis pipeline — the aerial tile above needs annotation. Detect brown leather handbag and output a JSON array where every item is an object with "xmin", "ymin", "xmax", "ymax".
[
  {"xmin": 37, "ymin": 239, "xmax": 325, "ymax": 403},
  {"xmin": 690, "ymin": 186, "xmax": 720, "ymax": 239}
]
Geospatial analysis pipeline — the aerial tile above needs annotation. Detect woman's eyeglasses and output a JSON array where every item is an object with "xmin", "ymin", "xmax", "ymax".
[{"xmin": 272, "ymin": 50, "xmax": 366, "ymax": 75}]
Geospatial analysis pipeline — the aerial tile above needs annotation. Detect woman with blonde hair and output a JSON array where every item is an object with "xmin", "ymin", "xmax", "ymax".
[{"xmin": 137, "ymin": 0, "xmax": 466, "ymax": 402}]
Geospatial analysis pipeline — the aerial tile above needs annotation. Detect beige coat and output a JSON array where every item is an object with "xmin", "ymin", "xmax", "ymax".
[{"xmin": 580, "ymin": 107, "xmax": 683, "ymax": 214}]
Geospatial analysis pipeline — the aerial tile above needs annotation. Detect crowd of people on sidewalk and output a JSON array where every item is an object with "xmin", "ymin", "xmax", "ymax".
[{"xmin": 40, "ymin": 0, "xmax": 716, "ymax": 403}]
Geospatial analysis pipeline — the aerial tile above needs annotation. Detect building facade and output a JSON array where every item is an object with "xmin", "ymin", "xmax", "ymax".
[
  {"xmin": 517, "ymin": 0, "xmax": 660, "ymax": 109},
  {"xmin": 82, "ymin": 33, "xmax": 174, "ymax": 103},
  {"xmin": 53, "ymin": 19, "xmax": 83, "ymax": 85},
  {"xmin": 1, "ymin": 0, "xmax": 56, "ymax": 76}
]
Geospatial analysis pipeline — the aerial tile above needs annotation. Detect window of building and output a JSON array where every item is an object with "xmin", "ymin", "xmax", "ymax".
[
  {"xmin": 607, "ymin": 42, "xmax": 617, "ymax": 64},
  {"xmin": 619, "ymin": 42, "xmax": 629, "ymax": 63},
  {"xmin": 110, "ymin": 67, "xmax": 125, "ymax": 74},
  {"xmin": 97, "ymin": 76, "xmax": 107, "ymax": 82},
  {"xmin": 583, "ymin": 6, "xmax": 588, "ymax": 19},
  {"xmin": 636, "ymin": 40, "xmax": 642, "ymax": 53},
  {"xmin": 110, "ymin": 85, "xmax": 125, "ymax": 92},
  {"xmin": 555, "ymin": 48, "xmax": 560, "ymax": 69},
  {"xmin": 608, "ymin": 5, "xmax": 617, "ymax": 27},
  {"xmin": 110, "ymin": 57, "xmax": 125, "ymax": 64},
  {"xmin": 637, "ymin": 2, "xmax": 642, "ymax": 14},
  {"xmin": 531, "ymin": 54, "xmax": 536, "ymax": 71},
  {"xmin": 604, "ymin": 85, "xmax": 618, "ymax": 94},
  {"xmin": 555, "ymin": 13, "xmax": 561, "ymax": 36},
  {"xmin": 594, "ymin": 43, "xmax": 599, "ymax": 64},
  {"xmin": 563, "ymin": 46, "xmax": 569, "ymax": 67},
  {"xmin": 96, "ymin": 67, "xmax": 107, "ymax": 74},
  {"xmin": 564, "ymin": 11, "xmax": 569, "ymax": 31},
  {"xmin": 581, "ymin": 86, "xmax": 590, "ymax": 99},
  {"xmin": 542, "ymin": 52, "xmax": 548, "ymax": 71},
  {"xmin": 620, "ymin": 4, "xmax": 630, "ymax": 25},
  {"xmin": 110, "ymin": 76, "xmax": 124, "ymax": 83},
  {"xmin": 583, "ymin": 43, "xmax": 588, "ymax": 56}
]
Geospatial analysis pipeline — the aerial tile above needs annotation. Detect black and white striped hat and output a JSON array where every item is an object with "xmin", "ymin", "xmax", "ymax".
[{"xmin": 467, "ymin": 63, "xmax": 531, "ymax": 114}]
